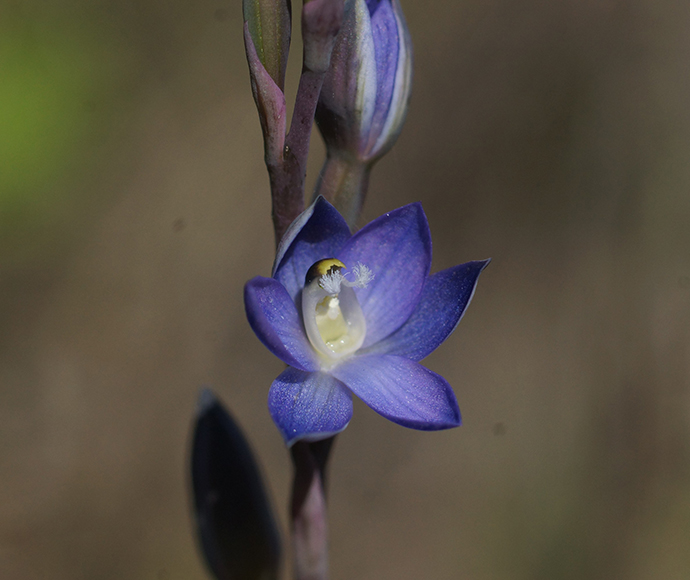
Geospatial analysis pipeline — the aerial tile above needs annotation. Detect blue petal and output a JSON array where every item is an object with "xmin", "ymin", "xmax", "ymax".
[
  {"xmin": 269, "ymin": 368, "xmax": 353, "ymax": 446},
  {"xmin": 366, "ymin": 260, "xmax": 490, "ymax": 360},
  {"xmin": 331, "ymin": 354, "xmax": 461, "ymax": 430},
  {"xmin": 244, "ymin": 277, "xmax": 319, "ymax": 372},
  {"xmin": 273, "ymin": 197, "xmax": 351, "ymax": 302},
  {"xmin": 337, "ymin": 203, "xmax": 431, "ymax": 347}
]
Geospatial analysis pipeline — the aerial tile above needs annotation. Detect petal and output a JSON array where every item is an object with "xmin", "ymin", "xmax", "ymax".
[
  {"xmin": 273, "ymin": 197, "xmax": 352, "ymax": 302},
  {"xmin": 245, "ymin": 277, "xmax": 319, "ymax": 371},
  {"xmin": 337, "ymin": 203, "xmax": 431, "ymax": 347},
  {"xmin": 269, "ymin": 368, "xmax": 353, "ymax": 446},
  {"xmin": 366, "ymin": 259, "xmax": 490, "ymax": 360},
  {"xmin": 331, "ymin": 354, "xmax": 461, "ymax": 430}
]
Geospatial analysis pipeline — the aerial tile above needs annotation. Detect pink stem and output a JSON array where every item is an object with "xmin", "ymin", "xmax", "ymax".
[{"xmin": 290, "ymin": 438, "xmax": 335, "ymax": 580}]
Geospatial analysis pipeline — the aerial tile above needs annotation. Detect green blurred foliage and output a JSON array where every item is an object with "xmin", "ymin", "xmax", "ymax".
[{"xmin": 0, "ymin": 11, "xmax": 133, "ymax": 263}]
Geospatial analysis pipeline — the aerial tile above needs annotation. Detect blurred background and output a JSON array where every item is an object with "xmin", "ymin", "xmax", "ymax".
[{"xmin": 2, "ymin": 0, "xmax": 690, "ymax": 578}]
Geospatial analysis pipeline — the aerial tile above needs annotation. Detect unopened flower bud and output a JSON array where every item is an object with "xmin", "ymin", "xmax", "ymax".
[
  {"xmin": 243, "ymin": 0, "xmax": 291, "ymax": 90},
  {"xmin": 316, "ymin": 0, "xmax": 413, "ymax": 163},
  {"xmin": 243, "ymin": 0, "xmax": 292, "ymax": 167}
]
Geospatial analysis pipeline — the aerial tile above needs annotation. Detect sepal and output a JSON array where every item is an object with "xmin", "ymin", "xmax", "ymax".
[{"xmin": 269, "ymin": 368, "xmax": 353, "ymax": 446}]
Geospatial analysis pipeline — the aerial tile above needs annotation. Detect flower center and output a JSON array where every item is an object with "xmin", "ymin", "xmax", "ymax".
[{"xmin": 302, "ymin": 258, "xmax": 373, "ymax": 361}]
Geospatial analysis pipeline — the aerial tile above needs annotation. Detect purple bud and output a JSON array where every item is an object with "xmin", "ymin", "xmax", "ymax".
[{"xmin": 316, "ymin": 0, "xmax": 412, "ymax": 163}]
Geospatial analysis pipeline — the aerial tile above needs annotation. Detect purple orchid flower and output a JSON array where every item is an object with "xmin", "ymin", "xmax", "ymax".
[{"xmin": 244, "ymin": 198, "xmax": 489, "ymax": 445}]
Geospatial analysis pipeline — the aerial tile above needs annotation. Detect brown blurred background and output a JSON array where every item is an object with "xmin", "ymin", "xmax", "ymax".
[{"xmin": 2, "ymin": 0, "xmax": 690, "ymax": 578}]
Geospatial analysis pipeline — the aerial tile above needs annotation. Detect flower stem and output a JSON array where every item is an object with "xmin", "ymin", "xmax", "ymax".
[
  {"xmin": 268, "ymin": 0, "xmax": 344, "ymax": 246},
  {"xmin": 290, "ymin": 437, "xmax": 335, "ymax": 580},
  {"xmin": 269, "ymin": 66, "xmax": 330, "ymax": 245},
  {"xmin": 313, "ymin": 151, "xmax": 371, "ymax": 229}
]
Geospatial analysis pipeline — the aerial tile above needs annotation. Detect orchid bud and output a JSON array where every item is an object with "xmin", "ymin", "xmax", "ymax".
[
  {"xmin": 243, "ymin": 0, "xmax": 291, "ymax": 90},
  {"xmin": 316, "ymin": 0, "xmax": 412, "ymax": 164},
  {"xmin": 192, "ymin": 390, "xmax": 282, "ymax": 580},
  {"xmin": 243, "ymin": 0, "xmax": 292, "ymax": 166}
]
